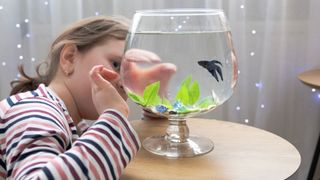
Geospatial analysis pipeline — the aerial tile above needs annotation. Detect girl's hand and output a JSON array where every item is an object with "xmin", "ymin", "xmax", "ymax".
[
  {"xmin": 121, "ymin": 49, "xmax": 177, "ymax": 97},
  {"xmin": 89, "ymin": 65, "xmax": 129, "ymax": 118}
]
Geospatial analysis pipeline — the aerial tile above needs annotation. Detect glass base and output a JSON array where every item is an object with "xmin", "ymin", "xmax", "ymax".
[{"xmin": 142, "ymin": 135, "xmax": 214, "ymax": 158}]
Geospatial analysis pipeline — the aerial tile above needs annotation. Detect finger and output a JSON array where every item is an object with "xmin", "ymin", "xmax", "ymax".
[
  {"xmin": 120, "ymin": 60, "xmax": 134, "ymax": 74},
  {"xmin": 100, "ymin": 67, "xmax": 118, "ymax": 81},
  {"xmin": 124, "ymin": 49, "xmax": 161, "ymax": 63},
  {"xmin": 145, "ymin": 63, "xmax": 177, "ymax": 76},
  {"xmin": 89, "ymin": 65, "xmax": 106, "ymax": 88},
  {"xmin": 89, "ymin": 65, "xmax": 117, "ymax": 88}
]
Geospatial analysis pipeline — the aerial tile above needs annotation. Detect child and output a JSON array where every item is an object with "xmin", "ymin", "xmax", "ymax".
[{"xmin": 0, "ymin": 16, "xmax": 140, "ymax": 179}]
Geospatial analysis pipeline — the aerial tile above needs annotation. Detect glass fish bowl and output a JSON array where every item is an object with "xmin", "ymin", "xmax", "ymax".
[{"xmin": 121, "ymin": 9, "xmax": 238, "ymax": 158}]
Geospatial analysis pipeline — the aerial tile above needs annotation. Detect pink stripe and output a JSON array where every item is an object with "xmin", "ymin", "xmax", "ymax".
[
  {"xmin": 0, "ymin": 102, "xmax": 7, "ymax": 113},
  {"xmin": 8, "ymin": 127, "xmax": 66, "ymax": 162},
  {"xmin": 12, "ymin": 161, "xmax": 43, "ymax": 177},
  {"xmin": 6, "ymin": 121, "xmax": 66, "ymax": 146},
  {"xmin": 27, "ymin": 138, "xmax": 64, "ymax": 152},
  {"xmin": 78, "ymin": 121, "xmax": 90, "ymax": 133},
  {"xmin": 0, "ymin": 149, "xmax": 4, "ymax": 156},
  {"xmin": 103, "ymin": 110, "xmax": 140, "ymax": 149},
  {"xmin": 60, "ymin": 155, "xmax": 80, "ymax": 180},
  {"xmin": 35, "ymin": 97, "xmax": 69, "ymax": 129},
  {"xmin": 4, "ymin": 107, "xmax": 67, "ymax": 131},
  {"xmin": 38, "ymin": 86, "xmax": 47, "ymax": 97},
  {"xmin": 14, "ymin": 94, "xmax": 21, "ymax": 101},
  {"xmin": 74, "ymin": 143, "xmax": 109, "ymax": 177},
  {"xmin": 11, "ymin": 96, "xmax": 66, "ymax": 120},
  {"xmin": 12, "ymin": 160, "xmax": 52, "ymax": 178},
  {"xmin": 51, "ymin": 159, "xmax": 68, "ymax": 179},
  {"xmin": 81, "ymin": 147, "xmax": 101, "ymax": 179},
  {"xmin": 18, "ymin": 91, "xmax": 34, "ymax": 99},
  {"xmin": 89, "ymin": 126, "xmax": 126, "ymax": 166},
  {"xmin": 9, "ymin": 140, "xmax": 61, "ymax": 165},
  {"xmin": 104, "ymin": 116, "xmax": 136, "ymax": 153},
  {"xmin": 4, "ymin": 101, "xmax": 62, "ymax": 120},
  {"xmin": 85, "ymin": 132, "xmax": 122, "ymax": 176},
  {"xmin": 0, "ymin": 138, "xmax": 5, "ymax": 144},
  {"xmin": 0, "ymin": 171, "xmax": 6, "ymax": 178}
]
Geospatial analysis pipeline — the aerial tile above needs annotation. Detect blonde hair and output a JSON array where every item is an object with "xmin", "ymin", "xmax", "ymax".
[{"xmin": 10, "ymin": 16, "xmax": 129, "ymax": 95}]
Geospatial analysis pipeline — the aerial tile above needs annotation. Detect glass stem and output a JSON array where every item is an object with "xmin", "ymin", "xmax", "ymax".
[{"xmin": 165, "ymin": 119, "xmax": 189, "ymax": 143}]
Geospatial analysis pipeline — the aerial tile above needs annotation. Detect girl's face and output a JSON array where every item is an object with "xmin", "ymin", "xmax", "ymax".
[{"xmin": 68, "ymin": 39, "xmax": 126, "ymax": 120}]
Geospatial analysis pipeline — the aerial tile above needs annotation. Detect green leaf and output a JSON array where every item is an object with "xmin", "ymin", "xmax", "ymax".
[
  {"xmin": 162, "ymin": 98, "xmax": 173, "ymax": 109},
  {"xmin": 143, "ymin": 81, "xmax": 161, "ymax": 106},
  {"xmin": 175, "ymin": 84, "xmax": 189, "ymax": 105},
  {"xmin": 175, "ymin": 75, "xmax": 191, "ymax": 104},
  {"xmin": 151, "ymin": 94, "xmax": 162, "ymax": 106},
  {"xmin": 175, "ymin": 75, "xmax": 200, "ymax": 106},
  {"xmin": 127, "ymin": 92, "xmax": 145, "ymax": 105},
  {"xmin": 189, "ymin": 81, "xmax": 200, "ymax": 104},
  {"xmin": 181, "ymin": 75, "xmax": 192, "ymax": 88}
]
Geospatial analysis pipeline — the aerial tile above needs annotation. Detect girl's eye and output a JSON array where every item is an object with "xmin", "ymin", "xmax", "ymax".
[{"xmin": 111, "ymin": 60, "xmax": 121, "ymax": 71}]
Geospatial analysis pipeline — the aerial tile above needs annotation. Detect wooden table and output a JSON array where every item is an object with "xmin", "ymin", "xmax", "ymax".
[
  {"xmin": 298, "ymin": 69, "xmax": 320, "ymax": 88},
  {"xmin": 121, "ymin": 118, "xmax": 301, "ymax": 180},
  {"xmin": 298, "ymin": 69, "xmax": 320, "ymax": 179}
]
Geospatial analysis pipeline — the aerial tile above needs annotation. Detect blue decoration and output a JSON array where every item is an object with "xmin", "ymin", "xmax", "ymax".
[
  {"xmin": 173, "ymin": 101, "xmax": 183, "ymax": 109},
  {"xmin": 173, "ymin": 101, "xmax": 188, "ymax": 112},
  {"xmin": 156, "ymin": 105, "xmax": 168, "ymax": 113}
]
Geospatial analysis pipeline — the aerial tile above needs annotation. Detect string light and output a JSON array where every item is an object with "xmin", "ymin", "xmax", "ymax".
[
  {"xmin": 17, "ymin": 44, "xmax": 22, "ymax": 48},
  {"xmin": 95, "ymin": 12, "xmax": 99, "ymax": 16},
  {"xmin": 260, "ymin": 104, "xmax": 265, "ymax": 108},
  {"xmin": 255, "ymin": 82, "xmax": 263, "ymax": 88},
  {"xmin": 0, "ymin": 6, "xmax": 3, "ymax": 10},
  {"xmin": 16, "ymin": 24, "xmax": 20, "ymax": 28},
  {"xmin": 24, "ymin": 19, "xmax": 29, "ymax": 23},
  {"xmin": 240, "ymin": 5, "xmax": 245, "ymax": 9},
  {"xmin": 236, "ymin": 106, "xmax": 241, "ymax": 111},
  {"xmin": 312, "ymin": 88, "xmax": 316, "ymax": 92},
  {"xmin": 2, "ymin": 62, "xmax": 6, "ymax": 66},
  {"xmin": 31, "ymin": 57, "xmax": 35, "ymax": 62},
  {"xmin": 251, "ymin": 30, "xmax": 257, "ymax": 34},
  {"xmin": 44, "ymin": 1, "xmax": 49, "ymax": 5},
  {"xmin": 19, "ymin": 55, "xmax": 23, "ymax": 60},
  {"xmin": 250, "ymin": 52, "xmax": 255, "ymax": 56},
  {"xmin": 26, "ymin": 33, "xmax": 31, "ymax": 38},
  {"xmin": 244, "ymin": 119, "xmax": 249, "ymax": 123}
]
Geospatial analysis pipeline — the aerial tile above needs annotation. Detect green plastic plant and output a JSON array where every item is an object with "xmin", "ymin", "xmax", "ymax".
[
  {"xmin": 127, "ymin": 81, "xmax": 161, "ymax": 106},
  {"xmin": 127, "ymin": 75, "xmax": 216, "ymax": 113},
  {"xmin": 175, "ymin": 75, "xmax": 200, "ymax": 106}
]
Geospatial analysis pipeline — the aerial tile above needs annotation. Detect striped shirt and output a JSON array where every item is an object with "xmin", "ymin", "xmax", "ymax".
[{"xmin": 0, "ymin": 84, "xmax": 140, "ymax": 179}]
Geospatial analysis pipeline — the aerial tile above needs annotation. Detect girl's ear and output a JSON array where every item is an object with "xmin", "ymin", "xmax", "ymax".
[{"xmin": 60, "ymin": 44, "xmax": 78, "ymax": 76}]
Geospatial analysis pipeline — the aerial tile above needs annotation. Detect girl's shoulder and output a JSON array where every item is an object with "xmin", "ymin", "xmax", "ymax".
[{"xmin": 0, "ymin": 84, "xmax": 62, "ymax": 119}]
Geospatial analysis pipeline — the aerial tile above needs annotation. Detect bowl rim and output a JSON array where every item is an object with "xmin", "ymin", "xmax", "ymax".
[{"xmin": 135, "ymin": 8, "xmax": 224, "ymax": 16}]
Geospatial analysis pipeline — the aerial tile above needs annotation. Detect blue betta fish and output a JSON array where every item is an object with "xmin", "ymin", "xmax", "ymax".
[{"xmin": 198, "ymin": 60, "xmax": 223, "ymax": 82}]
